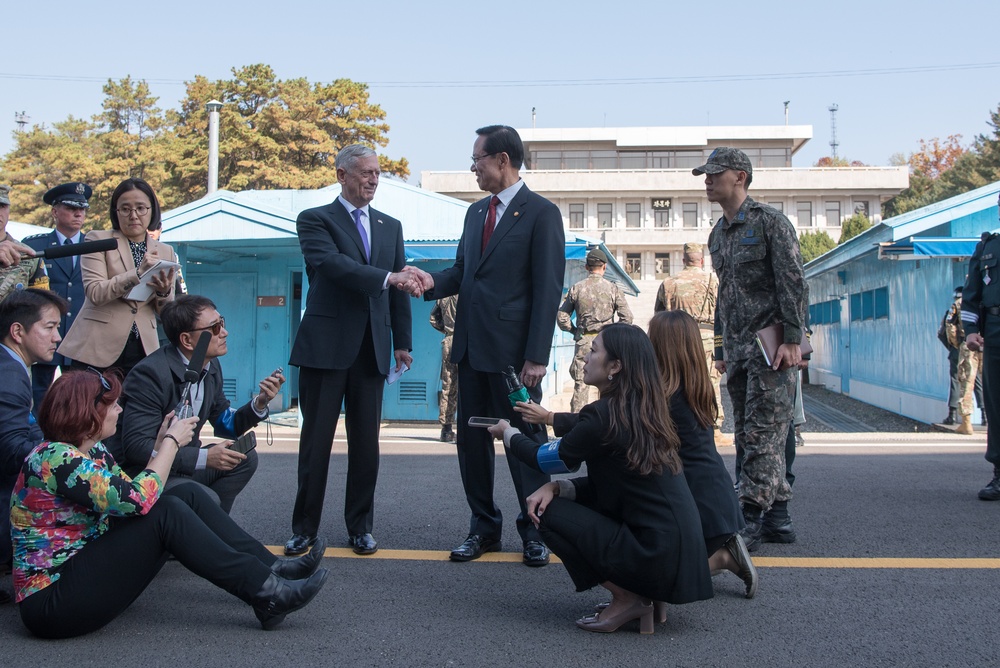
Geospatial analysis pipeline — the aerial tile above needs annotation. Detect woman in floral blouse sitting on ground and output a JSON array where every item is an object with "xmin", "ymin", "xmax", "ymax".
[{"xmin": 10, "ymin": 369, "xmax": 330, "ymax": 638}]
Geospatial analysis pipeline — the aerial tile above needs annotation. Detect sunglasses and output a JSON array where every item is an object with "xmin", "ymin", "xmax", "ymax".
[
  {"xmin": 189, "ymin": 316, "xmax": 225, "ymax": 337},
  {"xmin": 86, "ymin": 367, "xmax": 112, "ymax": 406}
]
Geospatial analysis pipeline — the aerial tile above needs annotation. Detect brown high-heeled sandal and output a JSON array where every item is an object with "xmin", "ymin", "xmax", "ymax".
[
  {"xmin": 576, "ymin": 600, "xmax": 654, "ymax": 634},
  {"xmin": 594, "ymin": 600, "xmax": 667, "ymax": 623}
]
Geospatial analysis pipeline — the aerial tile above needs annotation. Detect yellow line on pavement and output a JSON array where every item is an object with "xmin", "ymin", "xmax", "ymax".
[{"xmin": 265, "ymin": 547, "xmax": 1000, "ymax": 568}]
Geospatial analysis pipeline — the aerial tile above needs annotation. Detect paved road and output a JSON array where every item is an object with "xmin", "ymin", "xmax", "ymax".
[{"xmin": 1, "ymin": 424, "xmax": 996, "ymax": 667}]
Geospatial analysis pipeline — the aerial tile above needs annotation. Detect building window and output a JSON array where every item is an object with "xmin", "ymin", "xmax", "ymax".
[
  {"xmin": 619, "ymin": 152, "xmax": 646, "ymax": 169},
  {"xmin": 850, "ymin": 287, "xmax": 889, "ymax": 322},
  {"xmin": 825, "ymin": 201, "xmax": 842, "ymax": 227},
  {"xmin": 563, "ymin": 151, "xmax": 589, "ymax": 170},
  {"xmin": 624, "ymin": 253, "xmax": 642, "ymax": 280},
  {"xmin": 675, "ymin": 151, "xmax": 704, "ymax": 168},
  {"xmin": 710, "ymin": 203, "xmax": 723, "ymax": 225},
  {"xmin": 768, "ymin": 201, "xmax": 784, "ymax": 213},
  {"xmin": 591, "ymin": 151, "xmax": 617, "ymax": 169},
  {"xmin": 682, "ymin": 203, "xmax": 699, "ymax": 228},
  {"xmin": 796, "ymin": 202, "xmax": 813, "ymax": 227},
  {"xmin": 534, "ymin": 151, "xmax": 561, "ymax": 170},
  {"xmin": 854, "ymin": 201, "xmax": 870, "ymax": 218},
  {"xmin": 625, "ymin": 203, "xmax": 641, "ymax": 228},
  {"xmin": 874, "ymin": 287, "xmax": 889, "ymax": 319},
  {"xmin": 597, "ymin": 203, "xmax": 614, "ymax": 229},
  {"xmin": 654, "ymin": 210, "xmax": 670, "ymax": 228},
  {"xmin": 654, "ymin": 253, "xmax": 670, "ymax": 279},
  {"xmin": 569, "ymin": 203, "xmax": 585, "ymax": 229}
]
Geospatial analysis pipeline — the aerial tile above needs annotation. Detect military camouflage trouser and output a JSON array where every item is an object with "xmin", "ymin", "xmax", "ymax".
[
  {"xmin": 727, "ymin": 355, "xmax": 795, "ymax": 510},
  {"xmin": 570, "ymin": 334, "xmax": 597, "ymax": 413},
  {"xmin": 701, "ymin": 329, "xmax": 725, "ymax": 429},
  {"xmin": 957, "ymin": 343, "xmax": 982, "ymax": 418},
  {"xmin": 439, "ymin": 336, "xmax": 459, "ymax": 425}
]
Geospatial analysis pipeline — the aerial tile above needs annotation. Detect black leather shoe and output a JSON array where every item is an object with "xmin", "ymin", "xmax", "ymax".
[
  {"xmin": 740, "ymin": 504, "xmax": 764, "ymax": 552},
  {"xmin": 761, "ymin": 514, "xmax": 797, "ymax": 543},
  {"xmin": 252, "ymin": 568, "xmax": 330, "ymax": 630},
  {"xmin": 724, "ymin": 533, "xmax": 758, "ymax": 599},
  {"xmin": 283, "ymin": 533, "xmax": 317, "ymax": 556},
  {"xmin": 272, "ymin": 537, "xmax": 326, "ymax": 579},
  {"xmin": 449, "ymin": 534, "xmax": 501, "ymax": 562},
  {"xmin": 942, "ymin": 409, "xmax": 958, "ymax": 426},
  {"xmin": 522, "ymin": 540, "xmax": 550, "ymax": 567},
  {"xmin": 440, "ymin": 424, "xmax": 455, "ymax": 443},
  {"xmin": 978, "ymin": 470, "xmax": 1000, "ymax": 500},
  {"xmin": 348, "ymin": 533, "xmax": 378, "ymax": 555}
]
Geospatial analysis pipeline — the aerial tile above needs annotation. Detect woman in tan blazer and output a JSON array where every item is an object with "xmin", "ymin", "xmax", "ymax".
[{"xmin": 58, "ymin": 178, "xmax": 177, "ymax": 378}]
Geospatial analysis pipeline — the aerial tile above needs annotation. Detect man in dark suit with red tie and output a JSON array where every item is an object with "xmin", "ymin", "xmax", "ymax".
[
  {"xmin": 23, "ymin": 182, "xmax": 91, "ymax": 407},
  {"xmin": 421, "ymin": 125, "xmax": 566, "ymax": 566},
  {"xmin": 284, "ymin": 144, "xmax": 416, "ymax": 557}
]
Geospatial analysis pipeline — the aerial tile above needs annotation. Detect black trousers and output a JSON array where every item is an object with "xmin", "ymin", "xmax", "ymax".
[
  {"xmin": 983, "ymin": 342, "xmax": 1000, "ymax": 467},
  {"xmin": 455, "ymin": 361, "xmax": 550, "ymax": 545},
  {"xmin": 18, "ymin": 483, "xmax": 275, "ymax": 639},
  {"xmin": 292, "ymin": 329, "xmax": 384, "ymax": 537}
]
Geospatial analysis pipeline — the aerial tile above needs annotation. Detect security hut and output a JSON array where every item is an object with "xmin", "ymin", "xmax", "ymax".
[
  {"xmin": 161, "ymin": 180, "xmax": 635, "ymax": 421},
  {"xmin": 805, "ymin": 181, "xmax": 1000, "ymax": 422}
]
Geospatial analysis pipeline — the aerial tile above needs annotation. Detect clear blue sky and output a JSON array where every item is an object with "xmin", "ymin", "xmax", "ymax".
[{"xmin": 2, "ymin": 0, "xmax": 997, "ymax": 184}]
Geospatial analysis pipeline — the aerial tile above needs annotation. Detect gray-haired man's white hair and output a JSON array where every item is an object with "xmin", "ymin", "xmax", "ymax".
[{"xmin": 336, "ymin": 144, "xmax": 378, "ymax": 171}]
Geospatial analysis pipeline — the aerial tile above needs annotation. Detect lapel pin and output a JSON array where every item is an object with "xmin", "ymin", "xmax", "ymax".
[
  {"xmin": 378, "ymin": 219, "xmax": 383, "ymax": 224},
  {"xmin": 513, "ymin": 212, "xmax": 519, "ymax": 217}
]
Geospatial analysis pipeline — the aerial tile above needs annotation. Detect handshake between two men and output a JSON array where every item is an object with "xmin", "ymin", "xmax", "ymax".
[{"xmin": 387, "ymin": 265, "xmax": 435, "ymax": 298}]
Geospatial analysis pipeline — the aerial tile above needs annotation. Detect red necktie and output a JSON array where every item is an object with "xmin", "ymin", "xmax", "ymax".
[{"xmin": 481, "ymin": 196, "xmax": 500, "ymax": 252}]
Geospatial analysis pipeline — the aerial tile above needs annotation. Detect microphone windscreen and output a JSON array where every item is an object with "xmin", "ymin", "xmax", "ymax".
[
  {"xmin": 184, "ymin": 331, "xmax": 212, "ymax": 383},
  {"xmin": 36, "ymin": 238, "xmax": 117, "ymax": 260}
]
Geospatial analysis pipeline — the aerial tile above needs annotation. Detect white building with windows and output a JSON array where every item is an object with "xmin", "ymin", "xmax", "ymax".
[{"xmin": 422, "ymin": 125, "xmax": 909, "ymax": 285}]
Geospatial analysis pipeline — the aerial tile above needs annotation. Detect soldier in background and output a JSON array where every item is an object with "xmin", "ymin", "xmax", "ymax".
[
  {"xmin": 654, "ymin": 242, "xmax": 730, "ymax": 445},
  {"xmin": 0, "ymin": 185, "xmax": 48, "ymax": 304},
  {"xmin": 939, "ymin": 287, "xmax": 984, "ymax": 430},
  {"xmin": 557, "ymin": 248, "xmax": 633, "ymax": 412},
  {"xmin": 430, "ymin": 295, "xmax": 459, "ymax": 442}
]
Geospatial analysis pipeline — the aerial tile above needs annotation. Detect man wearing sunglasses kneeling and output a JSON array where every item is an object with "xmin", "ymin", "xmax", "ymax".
[{"xmin": 111, "ymin": 295, "xmax": 284, "ymax": 512}]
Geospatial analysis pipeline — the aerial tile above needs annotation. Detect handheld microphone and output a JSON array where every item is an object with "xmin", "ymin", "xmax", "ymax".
[
  {"xmin": 173, "ymin": 331, "xmax": 212, "ymax": 420},
  {"xmin": 26, "ymin": 238, "xmax": 118, "ymax": 260}
]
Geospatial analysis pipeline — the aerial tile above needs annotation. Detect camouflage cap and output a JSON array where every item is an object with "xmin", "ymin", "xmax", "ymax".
[
  {"xmin": 586, "ymin": 248, "xmax": 608, "ymax": 266},
  {"xmin": 683, "ymin": 242, "xmax": 703, "ymax": 256},
  {"xmin": 43, "ymin": 182, "xmax": 92, "ymax": 208},
  {"xmin": 692, "ymin": 147, "xmax": 753, "ymax": 176},
  {"xmin": 0, "ymin": 184, "xmax": 9, "ymax": 206}
]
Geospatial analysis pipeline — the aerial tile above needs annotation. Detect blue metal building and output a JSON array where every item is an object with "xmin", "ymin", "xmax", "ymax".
[
  {"xmin": 805, "ymin": 181, "xmax": 1000, "ymax": 421},
  {"xmin": 160, "ymin": 180, "xmax": 636, "ymax": 420}
]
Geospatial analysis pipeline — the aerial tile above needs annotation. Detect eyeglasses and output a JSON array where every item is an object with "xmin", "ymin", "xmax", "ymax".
[
  {"xmin": 86, "ymin": 367, "xmax": 111, "ymax": 406},
  {"xmin": 470, "ymin": 153, "xmax": 496, "ymax": 166},
  {"xmin": 117, "ymin": 205, "xmax": 151, "ymax": 217},
  {"xmin": 190, "ymin": 316, "xmax": 225, "ymax": 337}
]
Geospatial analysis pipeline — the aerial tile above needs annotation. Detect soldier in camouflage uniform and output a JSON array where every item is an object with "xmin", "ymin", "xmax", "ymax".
[
  {"xmin": 431, "ymin": 295, "xmax": 459, "ymax": 442},
  {"xmin": 557, "ymin": 248, "xmax": 633, "ymax": 412},
  {"xmin": 938, "ymin": 288, "xmax": 983, "ymax": 435},
  {"xmin": 654, "ymin": 241, "xmax": 728, "ymax": 442},
  {"xmin": 700, "ymin": 148, "xmax": 806, "ymax": 551},
  {"xmin": 0, "ymin": 185, "xmax": 48, "ymax": 303},
  {"xmin": 962, "ymin": 193, "xmax": 1000, "ymax": 500}
]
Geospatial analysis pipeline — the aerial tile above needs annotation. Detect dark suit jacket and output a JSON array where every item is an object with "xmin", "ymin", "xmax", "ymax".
[
  {"xmin": 23, "ymin": 231, "xmax": 84, "ymax": 366},
  {"xmin": 289, "ymin": 198, "xmax": 411, "ymax": 374},
  {"xmin": 429, "ymin": 183, "xmax": 565, "ymax": 372},
  {"xmin": 0, "ymin": 348, "xmax": 44, "ymax": 563},
  {"xmin": 115, "ymin": 344, "xmax": 263, "ymax": 479}
]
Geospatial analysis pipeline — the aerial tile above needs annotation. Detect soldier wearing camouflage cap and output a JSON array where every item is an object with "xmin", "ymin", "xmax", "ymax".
[
  {"xmin": 557, "ymin": 248, "xmax": 633, "ymax": 412},
  {"xmin": 0, "ymin": 184, "xmax": 49, "ymax": 304},
  {"xmin": 699, "ymin": 147, "xmax": 806, "ymax": 550},
  {"xmin": 654, "ymin": 241, "xmax": 728, "ymax": 443}
]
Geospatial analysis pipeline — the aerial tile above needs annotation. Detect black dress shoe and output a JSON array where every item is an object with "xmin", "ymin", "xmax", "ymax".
[
  {"xmin": 272, "ymin": 537, "xmax": 326, "ymax": 579},
  {"xmin": 979, "ymin": 469, "xmax": 1000, "ymax": 500},
  {"xmin": 252, "ymin": 568, "xmax": 330, "ymax": 630},
  {"xmin": 449, "ymin": 534, "xmax": 501, "ymax": 562},
  {"xmin": 522, "ymin": 540, "xmax": 550, "ymax": 567},
  {"xmin": 348, "ymin": 533, "xmax": 378, "ymax": 555},
  {"xmin": 284, "ymin": 533, "xmax": 317, "ymax": 556}
]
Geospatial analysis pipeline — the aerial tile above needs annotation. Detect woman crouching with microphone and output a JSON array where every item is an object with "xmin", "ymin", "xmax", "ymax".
[
  {"xmin": 487, "ymin": 323, "xmax": 711, "ymax": 634},
  {"xmin": 10, "ymin": 369, "xmax": 329, "ymax": 638}
]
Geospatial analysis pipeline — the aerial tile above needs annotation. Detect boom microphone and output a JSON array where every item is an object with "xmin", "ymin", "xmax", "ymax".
[
  {"xmin": 28, "ymin": 238, "xmax": 118, "ymax": 260},
  {"xmin": 173, "ymin": 331, "xmax": 212, "ymax": 420}
]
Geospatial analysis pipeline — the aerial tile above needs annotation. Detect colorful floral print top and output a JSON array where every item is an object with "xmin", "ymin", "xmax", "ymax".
[{"xmin": 9, "ymin": 441, "xmax": 162, "ymax": 602}]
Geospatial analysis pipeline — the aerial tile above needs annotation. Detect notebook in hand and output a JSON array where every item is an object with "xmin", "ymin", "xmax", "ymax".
[{"xmin": 755, "ymin": 324, "xmax": 813, "ymax": 367}]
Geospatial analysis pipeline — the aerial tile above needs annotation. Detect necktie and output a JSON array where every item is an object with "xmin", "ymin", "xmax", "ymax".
[
  {"xmin": 64, "ymin": 236, "xmax": 76, "ymax": 268},
  {"xmin": 352, "ymin": 208, "xmax": 370, "ymax": 262},
  {"xmin": 482, "ymin": 196, "xmax": 500, "ymax": 252}
]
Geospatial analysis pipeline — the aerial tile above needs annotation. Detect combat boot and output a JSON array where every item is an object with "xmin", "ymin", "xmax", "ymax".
[
  {"xmin": 440, "ymin": 424, "xmax": 455, "ymax": 443},
  {"xmin": 957, "ymin": 416, "xmax": 974, "ymax": 435},
  {"xmin": 942, "ymin": 408, "xmax": 958, "ymax": 426},
  {"xmin": 978, "ymin": 468, "xmax": 1000, "ymax": 501},
  {"xmin": 761, "ymin": 500, "xmax": 797, "ymax": 544},
  {"xmin": 740, "ymin": 503, "xmax": 764, "ymax": 552}
]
